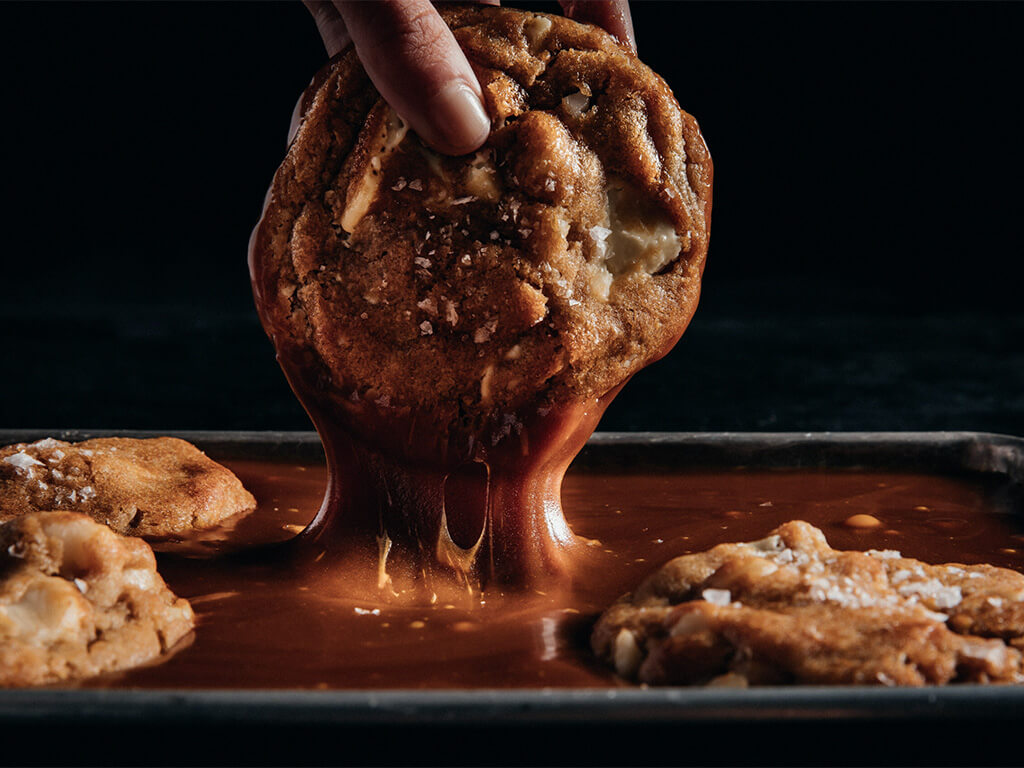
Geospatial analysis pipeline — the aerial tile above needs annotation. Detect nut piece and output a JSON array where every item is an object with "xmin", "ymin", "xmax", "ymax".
[{"xmin": 0, "ymin": 512, "xmax": 194, "ymax": 687}]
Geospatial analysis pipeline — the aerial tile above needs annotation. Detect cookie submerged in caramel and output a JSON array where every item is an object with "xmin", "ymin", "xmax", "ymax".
[
  {"xmin": 0, "ymin": 512, "xmax": 194, "ymax": 687},
  {"xmin": 0, "ymin": 437, "xmax": 256, "ymax": 540},
  {"xmin": 593, "ymin": 521, "xmax": 1024, "ymax": 686},
  {"xmin": 250, "ymin": 5, "xmax": 712, "ymax": 589}
]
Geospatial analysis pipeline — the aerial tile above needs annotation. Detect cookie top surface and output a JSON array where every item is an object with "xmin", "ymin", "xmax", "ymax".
[
  {"xmin": 0, "ymin": 437, "xmax": 256, "ymax": 539},
  {"xmin": 0, "ymin": 511, "xmax": 194, "ymax": 687},
  {"xmin": 251, "ymin": 4, "xmax": 712, "ymax": 435},
  {"xmin": 593, "ymin": 521, "xmax": 1024, "ymax": 686}
]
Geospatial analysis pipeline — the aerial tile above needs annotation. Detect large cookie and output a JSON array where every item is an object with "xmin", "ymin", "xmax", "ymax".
[
  {"xmin": 0, "ymin": 512, "xmax": 194, "ymax": 686},
  {"xmin": 593, "ymin": 521, "xmax": 1024, "ymax": 686},
  {"xmin": 0, "ymin": 437, "xmax": 256, "ymax": 539},
  {"xmin": 250, "ymin": 4, "xmax": 712, "ymax": 438}
]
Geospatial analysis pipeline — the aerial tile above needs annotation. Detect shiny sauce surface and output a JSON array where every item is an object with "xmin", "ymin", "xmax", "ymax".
[{"xmin": 95, "ymin": 459, "xmax": 1024, "ymax": 689}]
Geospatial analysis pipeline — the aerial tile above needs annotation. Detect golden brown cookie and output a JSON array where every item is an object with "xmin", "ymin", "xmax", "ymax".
[
  {"xmin": 250, "ymin": 4, "xmax": 712, "ymax": 441},
  {"xmin": 0, "ymin": 437, "xmax": 256, "ymax": 539},
  {"xmin": 0, "ymin": 512, "xmax": 194, "ymax": 687},
  {"xmin": 592, "ymin": 521, "xmax": 1024, "ymax": 686}
]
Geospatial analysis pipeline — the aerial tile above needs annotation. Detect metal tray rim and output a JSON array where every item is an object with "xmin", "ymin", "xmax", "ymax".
[{"xmin": 1, "ymin": 428, "xmax": 1023, "ymax": 724}]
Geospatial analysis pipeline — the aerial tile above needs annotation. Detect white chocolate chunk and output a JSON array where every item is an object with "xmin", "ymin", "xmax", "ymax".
[{"xmin": 340, "ymin": 108, "xmax": 409, "ymax": 233}]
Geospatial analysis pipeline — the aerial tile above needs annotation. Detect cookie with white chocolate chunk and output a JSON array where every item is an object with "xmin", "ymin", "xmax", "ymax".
[
  {"xmin": 0, "ymin": 437, "xmax": 256, "ymax": 539},
  {"xmin": 0, "ymin": 511, "xmax": 194, "ymax": 687},
  {"xmin": 593, "ymin": 521, "xmax": 1024, "ymax": 686},
  {"xmin": 251, "ymin": 4, "xmax": 712, "ymax": 435}
]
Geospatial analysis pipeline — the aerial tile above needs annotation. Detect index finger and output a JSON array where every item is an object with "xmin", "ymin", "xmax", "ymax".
[{"xmin": 558, "ymin": 0, "xmax": 636, "ymax": 54}]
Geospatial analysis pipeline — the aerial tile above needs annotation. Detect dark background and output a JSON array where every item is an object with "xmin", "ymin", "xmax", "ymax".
[{"xmin": 1, "ymin": 1, "xmax": 1022, "ymax": 435}]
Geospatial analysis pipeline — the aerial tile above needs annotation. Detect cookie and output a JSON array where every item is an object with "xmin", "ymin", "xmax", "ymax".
[
  {"xmin": 593, "ymin": 521, "xmax": 1024, "ymax": 686},
  {"xmin": 250, "ymin": 4, "xmax": 712, "ymax": 443},
  {"xmin": 0, "ymin": 437, "xmax": 256, "ymax": 539},
  {"xmin": 0, "ymin": 512, "xmax": 194, "ymax": 686}
]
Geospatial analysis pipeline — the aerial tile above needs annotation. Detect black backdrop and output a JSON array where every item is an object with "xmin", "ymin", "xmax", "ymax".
[{"xmin": 2, "ymin": 1, "xmax": 1022, "ymax": 435}]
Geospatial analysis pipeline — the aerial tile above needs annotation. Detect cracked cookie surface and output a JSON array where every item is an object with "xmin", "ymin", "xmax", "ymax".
[
  {"xmin": 0, "ymin": 511, "xmax": 194, "ymax": 687},
  {"xmin": 593, "ymin": 521, "xmax": 1024, "ymax": 686},
  {"xmin": 251, "ymin": 4, "xmax": 712, "ymax": 437},
  {"xmin": 0, "ymin": 438, "xmax": 256, "ymax": 539}
]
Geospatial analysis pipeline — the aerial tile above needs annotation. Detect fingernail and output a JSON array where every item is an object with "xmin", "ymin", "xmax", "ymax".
[{"xmin": 424, "ymin": 83, "xmax": 490, "ymax": 155}]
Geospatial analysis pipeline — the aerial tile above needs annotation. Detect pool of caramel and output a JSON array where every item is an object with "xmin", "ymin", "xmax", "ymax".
[{"xmin": 97, "ymin": 460, "xmax": 1024, "ymax": 690}]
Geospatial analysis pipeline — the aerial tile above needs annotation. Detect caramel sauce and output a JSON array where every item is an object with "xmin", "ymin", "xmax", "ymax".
[{"xmin": 92, "ymin": 458, "xmax": 1023, "ymax": 690}]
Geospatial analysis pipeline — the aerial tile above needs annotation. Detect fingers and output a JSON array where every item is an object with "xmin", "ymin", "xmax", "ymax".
[
  {"xmin": 302, "ymin": 0, "xmax": 352, "ymax": 57},
  {"xmin": 298, "ymin": 1, "xmax": 633, "ymax": 157},
  {"xmin": 559, "ymin": 0, "xmax": 636, "ymax": 54},
  {"xmin": 336, "ymin": 0, "xmax": 490, "ymax": 156}
]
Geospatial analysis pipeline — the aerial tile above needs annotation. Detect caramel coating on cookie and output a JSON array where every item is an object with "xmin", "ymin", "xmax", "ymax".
[
  {"xmin": 593, "ymin": 521, "xmax": 1024, "ymax": 686},
  {"xmin": 0, "ymin": 438, "xmax": 256, "ymax": 539},
  {"xmin": 252, "ymin": 5, "xmax": 712, "ymax": 434},
  {"xmin": 0, "ymin": 512, "xmax": 194, "ymax": 686}
]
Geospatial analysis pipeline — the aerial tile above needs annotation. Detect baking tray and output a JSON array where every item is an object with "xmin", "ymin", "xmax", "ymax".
[{"xmin": 2, "ymin": 429, "xmax": 1023, "ymax": 766}]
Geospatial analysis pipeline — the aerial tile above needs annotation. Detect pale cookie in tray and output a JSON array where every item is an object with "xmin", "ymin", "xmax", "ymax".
[
  {"xmin": 593, "ymin": 521, "xmax": 1024, "ymax": 686},
  {"xmin": 0, "ymin": 437, "xmax": 256, "ymax": 539},
  {"xmin": 251, "ymin": 4, "xmax": 712, "ymax": 434},
  {"xmin": 0, "ymin": 511, "xmax": 194, "ymax": 687}
]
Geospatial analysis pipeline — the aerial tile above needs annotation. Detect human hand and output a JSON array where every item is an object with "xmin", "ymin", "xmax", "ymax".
[{"xmin": 301, "ymin": 1, "xmax": 635, "ymax": 156}]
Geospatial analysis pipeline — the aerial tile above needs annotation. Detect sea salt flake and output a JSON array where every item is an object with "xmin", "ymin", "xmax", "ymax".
[
  {"xmin": 444, "ymin": 301, "xmax": 459, "ymax": 325},
  {"xmin": 354, "ymin": 607, "xmax": 381, "ymax": 616},
  {"xmin": 3, "ymin": 452, "xmax": 43, "ymax": 472},
  {"xmin": 414, "ymin": 257, "xmax": 432, "ymax": 268},
  {"xmin": 419, "ymin": 321, "xmax": 433, "ymax": 335},
  {"xmin": 408, "ymin": 179, "xmax": 423, "ymax": 191}
]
